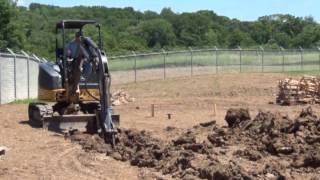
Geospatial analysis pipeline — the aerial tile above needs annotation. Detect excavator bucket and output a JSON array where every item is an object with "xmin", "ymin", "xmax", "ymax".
[
  {"xmin": 111, "ymin": 114, "xmax": 120, "ymax": 127},
  {"xmin": 43, "ymin": 114, "xmax": 96, "ymax": 131}
]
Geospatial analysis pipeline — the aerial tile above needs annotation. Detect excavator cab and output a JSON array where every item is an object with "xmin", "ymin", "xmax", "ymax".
[
  {"xmin": 54, "ymin": 20, "xmax": 104, "ymax": 103},
  {"xmin": 28, "ymin": 20, "xmax": 118, "ymax": 146}
]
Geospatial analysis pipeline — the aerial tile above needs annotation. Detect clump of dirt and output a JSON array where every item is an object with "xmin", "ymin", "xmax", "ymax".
[
  {"xmin": 172, "ymin": 131, "xmax": 196, "ymax": 146},
  {"xmin": 68, "ymin": 106, "xmax": 320, "ymax": 179},
  {"xmin": 69, "ymin": 133, "xmax": 108, "ymax": 153},
  {"xmin": 242, "ymin": 110, "xmax": 277, "ymax": 135},
  {"xmin": 199, "ymin": 120, "xmax": 216, "ymax": 127},
  {"xmin": 225, "ymin": 108, "xmax": 251, "ymax": 128},
  {"xmin": 293, "ymin": 150, "xmax": 320, "ymax": 168},
  {"xmin": 233, "ymin": 148, "xmax": 262, "ymax": 161},
  {"xmin": 260, "ymin": 165, "xmax": 286, "ymax": 180}
]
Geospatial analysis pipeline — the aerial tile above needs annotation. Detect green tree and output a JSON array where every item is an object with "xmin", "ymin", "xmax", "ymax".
[
  {"xmin": 228, "ymin": 29, "xmax": 256, "ymax": 48},
  {"xmin": 173, "ymin": 12, "xmax": 212, "ymax": 46},
  {"xmin": 250, "ymin": 21, "xmax": 271, "ymax": 44},
  {"xmin": 291, "ymin": 25, "xmax": 320, "ymax": 48},
  {"xmin": 136, "ymin": 19, "xmax": 176, "ymax": 48},
  {"xmin": 0, "ymin": 0, "xmax": 25, "ymax": 49},
  {"xmin": 204, "ymin": 29, "xmax": 219, "ymax": 46},
  {"xmin": 274, "ymin": 32, "xmax": 291, "ymax": 48},
  {"xmin": 160, "ymin": 8, "xmax": 176, "ymax": 23}
]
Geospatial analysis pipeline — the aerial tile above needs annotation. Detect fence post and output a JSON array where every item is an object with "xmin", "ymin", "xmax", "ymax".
[
  {"xmin": 260, "ymin": 46, "xmax": 264, "ymax": 72},
  {"xmin": 299, "ymin": 47, "xmax": 303, "ymax": 71},
  {"xmin": 189, "ymin": 47, "xmax": 193, "ymax": 76},
  {"xmin": 238, "ymin": 46, "xmax": 242, "ymax": 73},
  {"xmin": 280, "ymin": 46, "xmax": 285, "ymax": 72},
  {"xmin": 215, "ymin": 46, "xmax": 218, "ymax": 74},
  {"xmin": 0, "ymin": 61, "xmax": 1, "ymax": 105},
  {"xmin": 7, "ymin": 48, "xmax": 17, "ymax": 101},
  {"xmin": 132, "ymin": 51, "xmax": 137, "ymax": 83},
  {"xmin": 32, "ymin": 54, "xmax": 41, "ymax": 62},
  {"xmin": 21, "ymin": 50, "xmax": 30, "ymax": 99},
  {"xmin": 162, "ymin": 49, "xmax": 166, "ymax": 79}
]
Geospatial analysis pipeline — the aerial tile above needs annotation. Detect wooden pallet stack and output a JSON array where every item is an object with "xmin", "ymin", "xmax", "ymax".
[{"xmin": 276, "ymin": 76, "xmax": 320, "ymax": 105}]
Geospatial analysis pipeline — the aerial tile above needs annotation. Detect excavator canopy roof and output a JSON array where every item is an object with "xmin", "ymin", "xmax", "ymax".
[{"xmin": 56, "ymin": 20, "xmax": 97, "ymax": 29}]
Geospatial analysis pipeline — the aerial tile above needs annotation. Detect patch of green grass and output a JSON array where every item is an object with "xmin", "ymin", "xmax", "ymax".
[
  {"xmin": 283, "ymin": 70, "xmax": 320, "ymax": 76},
  {"xmin": 9, "ymin": 99, "xmax": 37, "ymax": 104},
  {"xmin": 109, "ymin": 51, "xmax": 320, "ymax": 72}
]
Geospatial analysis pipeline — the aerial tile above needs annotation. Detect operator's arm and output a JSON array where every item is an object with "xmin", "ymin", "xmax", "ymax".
[
  {"xmin": 82, "ymin": 37, "xmax": 99, "ymax": 58},
  {"xmin": 79, "ymin": 45, "xmax": 90, "ymax": 61},
  {"xmin": 65, "ymin": 41, "xmax": 76, "ymax": 59}
]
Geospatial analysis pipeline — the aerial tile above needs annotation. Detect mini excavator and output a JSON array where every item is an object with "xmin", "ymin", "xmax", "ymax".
[{"xmin": 28, "ymin": 20, "xmax": 118, "ymax": 146}]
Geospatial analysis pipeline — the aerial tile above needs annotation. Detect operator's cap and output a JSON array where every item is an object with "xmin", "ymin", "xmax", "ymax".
[{"xmin": 75, "ymin": 31, "xmax": 83, "ymax": 37}]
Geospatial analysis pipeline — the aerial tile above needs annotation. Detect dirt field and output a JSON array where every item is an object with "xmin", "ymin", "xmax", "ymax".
[{"xmin": 1, "ymin": 73, "xmax": 320, "ymax": 179}]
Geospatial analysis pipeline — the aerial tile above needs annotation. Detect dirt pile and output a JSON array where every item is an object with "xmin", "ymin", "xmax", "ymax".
[
  {"xmin": 70, "ymin": 129, "xmax": 162, "ymax": 164},
  {"xmin": 111, "ymin": 90, "xmax": 135, "ymax": 106},
  {"xmin": 225, "ymin": 108, "xmax": 251, "ymax": 128},
  {"xmin": 226, "ymin": 107, "xmax": 320, "ymax": 170},
  {"xmin": 68, "ymin": 107, "xmax": 320, "ymax": 179},
  {"xmin": 68, "ymin": 124, "xmax": 253, "ymax": 179}
]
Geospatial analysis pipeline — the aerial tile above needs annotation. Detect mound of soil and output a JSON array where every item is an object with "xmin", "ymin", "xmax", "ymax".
[
  {"xmin": 68, "ymin": 107, "xmax": 320, "ymax": 179},
  {"xmin": 69, "ymin": 129, "xmax": 252, "ymax": 179},
  {"xmin": 227, "ymin": 107, "xmax": 320, "ymax": 170},
  {"xmin": 225, "ymin": 108, "xmax": 251, "ymax": 128}
]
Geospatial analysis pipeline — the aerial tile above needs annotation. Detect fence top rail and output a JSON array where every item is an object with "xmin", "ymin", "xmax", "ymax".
[
  {"xmin": 0, "ymin": 52, "xmax": 42, "ymax": 63},
  {"xmin": 2, "ymin": 47, "xmax": 320, "ymax": 61},
  {"xmin": 109, "ymin": 48, "xmax": 320, "ymax": 60},
  {"xmin": 0, "ymin": 52, "xmax": 18, "ymax": 58}
]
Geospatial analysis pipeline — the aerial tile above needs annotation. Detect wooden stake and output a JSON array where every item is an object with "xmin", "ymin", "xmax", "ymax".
[
  {"xmin": 213, "ymin": 104, "xmax": 217, "ymax": 117},
  {"xmin": 151, "ymin": 104, "xmax": 155, "ymax": 117}
]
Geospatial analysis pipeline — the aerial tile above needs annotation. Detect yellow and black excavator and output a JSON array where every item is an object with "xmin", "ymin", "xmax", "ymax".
[{"xmin": 28, "ymin": 20, "xmax": 118, "ymax": 146}]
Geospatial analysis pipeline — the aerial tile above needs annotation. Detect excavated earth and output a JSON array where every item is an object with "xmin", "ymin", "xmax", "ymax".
[{"xmin": 68, "ymin": 107, "xmax": 320, "ymax": 179}]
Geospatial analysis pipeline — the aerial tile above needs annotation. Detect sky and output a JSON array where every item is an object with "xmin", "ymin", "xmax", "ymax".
[{"xmin": 17, "ymin": 0, "xmax": 320, "ymax": 22}]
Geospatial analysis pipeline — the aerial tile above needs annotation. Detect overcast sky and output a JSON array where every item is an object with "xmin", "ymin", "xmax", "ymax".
[{"xmin": 17, "ymin": 0, "xmax": 320, "ymax": 22}]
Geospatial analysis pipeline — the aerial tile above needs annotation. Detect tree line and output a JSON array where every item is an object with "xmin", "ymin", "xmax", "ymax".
[{"xmin": 1, "ymin": 0, "xmax": 320, "ymax": 59}]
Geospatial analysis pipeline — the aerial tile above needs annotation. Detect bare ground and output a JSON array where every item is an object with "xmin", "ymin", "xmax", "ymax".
[{"xmin": 1, "ymin": 73, "xmax": 320, "ymax": 179}]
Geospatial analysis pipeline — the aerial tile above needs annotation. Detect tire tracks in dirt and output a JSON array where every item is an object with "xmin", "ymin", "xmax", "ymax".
[
  {"xmin": 46, "ymin": 144, "xmax": 106, "ymax": 180},
  {"xmin": 44, "ymin": 140, "xmax": 140, "ymax": 180}
]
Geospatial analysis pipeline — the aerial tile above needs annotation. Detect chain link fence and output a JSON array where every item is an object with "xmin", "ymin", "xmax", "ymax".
[
  {"xmin": 1, "ymin": 47, "xmax": 320, "ymax": 104},
  {"xmin": 0, "ymin": 49, "xmax": 47, "ymax": 104},
  {"xmin": 108, "ymin": 47, "xmax": 320, "ymax": 84}
]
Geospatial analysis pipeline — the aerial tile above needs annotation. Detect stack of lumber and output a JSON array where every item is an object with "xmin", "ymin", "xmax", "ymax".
[
  {"xmin": 111, "ymin": 90, "xmax": 135, "ymax": 106},
  {"xmin": 277, "ymin": 76, "xmax": 320, "ymax": 105}
]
